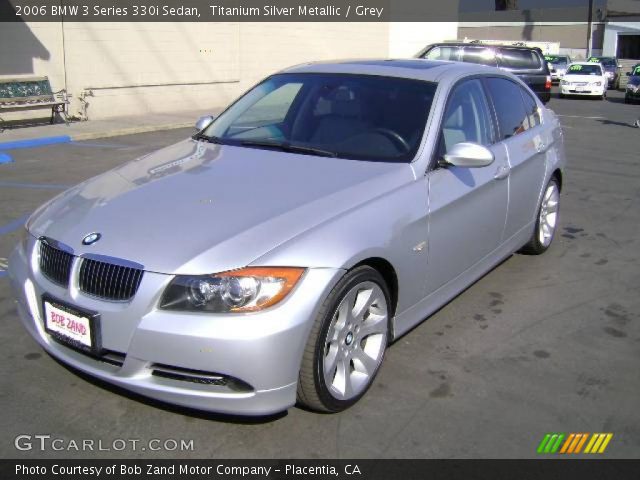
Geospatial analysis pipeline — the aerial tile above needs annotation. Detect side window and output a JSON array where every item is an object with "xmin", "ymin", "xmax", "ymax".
[
  {"xmin": 498, "ymin": 49, "xmax": 541, "ymax": 70},
  {"xmin": 519, "ymin": 87, "xmax": 540, "ymax": 129},
  {"xmin": 424, "ymin": 46, "xmax": 460, "ymax": 61},
  {"xmin": 462, "ymin": 47, "xmax": 497, "ymax": 67},
  {"xmin": 485, "ymin": 77, "xmax": 528, "ymax": 140},
  {"xmin": 441, "ymin": 79, "xmax": 494, "ymax": 154}
]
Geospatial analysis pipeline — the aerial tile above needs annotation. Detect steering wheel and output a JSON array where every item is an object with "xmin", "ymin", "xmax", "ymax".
[{"xmin": 372, "ymin": 127, "xmax": 411, "ymax": 153}]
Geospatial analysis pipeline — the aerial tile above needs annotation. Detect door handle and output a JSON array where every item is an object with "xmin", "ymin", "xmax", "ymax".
[{"xmin": 494, "ymin": 165, "xmax": 509, "ymax": 180}]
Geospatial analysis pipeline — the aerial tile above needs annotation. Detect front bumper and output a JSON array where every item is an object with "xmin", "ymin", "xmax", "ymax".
[
  {"xmin": 8, "ymin": 235, "xmax": 343, "ymax": 415},
  {"xmin": 560, "ymin": 84, "xmax": 605, "ymax": 96}
]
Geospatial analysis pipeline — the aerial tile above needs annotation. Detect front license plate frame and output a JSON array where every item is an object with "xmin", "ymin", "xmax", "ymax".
[{"xmin": 42, "ymin": 294, "xmax": 103, "ymax": 356}]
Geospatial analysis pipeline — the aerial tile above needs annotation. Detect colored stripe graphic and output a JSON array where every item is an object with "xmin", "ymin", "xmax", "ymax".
[
  {"xmin": 537, "ymin": 434, "xmax": 552, "ymax": 453},
  {"xmin": 575, "ymin": 433, "xmax": 589, "ymax": 453},
  {"xmin": 538, "ymin": 433, "xmax": 565, "ymax": 453},
  {"xmin": 560, "ymin": 433, "xmax": 575, "ymax": 454},
  {"xmin": 540, "ymin": 433, "xmax": 613, "ymax": 454},
  {"xmin": 585, "ymin": 433, "xmax": 613, "ymax": 454}
]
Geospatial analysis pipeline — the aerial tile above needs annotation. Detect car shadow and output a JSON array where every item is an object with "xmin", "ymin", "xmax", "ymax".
[
  {"xmin": 48, "ymin": 353, "xmax": 289, "ymax": 424},
  {"xmin": 596, "ymin": 119, "xmax": 638, "ymax": 128},
  {"xmin": 605, "ymin": 95, "xmax": 629, "ymax": 105}
]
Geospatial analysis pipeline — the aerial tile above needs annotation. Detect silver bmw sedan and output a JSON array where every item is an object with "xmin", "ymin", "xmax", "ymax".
[{"xmin": 8, "ymin": 60, "xmax": 565, "ymax": 415}]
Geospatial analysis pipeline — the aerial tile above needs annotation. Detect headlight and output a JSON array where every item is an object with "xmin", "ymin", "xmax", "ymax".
[
  {"xmin": 605, "ymin": 71, "xmax": 613, "ymax": 77},
  {"xmin": 160, "ymin": 267, "xmax": 305, "ymax": 313},
  {"xmin": 592, "ymin": 81, "xmax": 602, "ymax": 86},
  {"xmin": 561, "ymin": 80, "xmax": 569, "ymax": 85}
]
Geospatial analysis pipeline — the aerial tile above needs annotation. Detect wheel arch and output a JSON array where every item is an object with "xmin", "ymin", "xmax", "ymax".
[
  {"xmin": 350, "ymin": 257, "xmax": 399, "ymax": 318},
  {"xmin": 551, "ymin": 168, "xmax": 563, "ymax": 191}
]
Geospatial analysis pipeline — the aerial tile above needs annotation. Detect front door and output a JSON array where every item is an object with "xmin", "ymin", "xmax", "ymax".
[{"xmin": 425, "ymin": 78, "xmax": 509, "ymax": 295}]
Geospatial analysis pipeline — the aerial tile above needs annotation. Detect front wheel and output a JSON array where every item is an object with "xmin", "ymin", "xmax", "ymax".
[
  {"xmin": 520, "ymin": 178, "xmax": 560, "ymax": 255},
  {"xmin": 297, "ymin": 266, "xmax": 391, "ymax": 412}
]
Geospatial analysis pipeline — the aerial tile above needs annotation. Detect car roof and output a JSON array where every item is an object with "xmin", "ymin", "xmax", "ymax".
[
  {"xmin": 280, "ymin": 59, "xmax": 507, "ymax": 83},
  {"xmin": 570, "ymin": 61, "xmax": 602, "ymax": 65},
  {"xmin": 428, "ymin": 42, "xmax": 541, "ymax": 51}
]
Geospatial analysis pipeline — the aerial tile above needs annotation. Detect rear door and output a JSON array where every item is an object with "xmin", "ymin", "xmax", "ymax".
[{"xmin": 484, "ymin": 77, "xmax": 547, "ymax": 239}]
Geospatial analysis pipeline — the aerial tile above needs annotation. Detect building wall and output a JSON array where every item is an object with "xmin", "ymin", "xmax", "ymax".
[
  {"xmin": 0, "ymin": 22, "xmax": 65, "ymax": 89},
  {"xmin": 0, "ymin": 21, "xmax": 400, "ymax": 121},
  {"xmin": 388, "ymin": 22, "xmax": 459, "ymax": 57},
  {"xmin": 603, "ymin": 19, "xmax": 640, "ymax": 57}
]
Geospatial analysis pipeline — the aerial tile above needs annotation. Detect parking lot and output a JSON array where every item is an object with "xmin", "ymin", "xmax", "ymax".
[{"xmin": 0, "ymin": 88, "xmax": 638, "ymax": 459}]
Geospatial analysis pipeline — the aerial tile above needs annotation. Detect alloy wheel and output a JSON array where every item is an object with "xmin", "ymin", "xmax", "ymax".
[
  {"xmin": 538, "ymin": 182, "xmax": 560, "ymax": 247},
  {"xmin": 322, "ymin": 281, "xmax": 388, "ymax": 401}
]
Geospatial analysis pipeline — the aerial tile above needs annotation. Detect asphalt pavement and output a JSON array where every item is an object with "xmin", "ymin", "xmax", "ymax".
[{"xmin": 0, "ymin": 88, "xmax": 638, "ymax": 459}]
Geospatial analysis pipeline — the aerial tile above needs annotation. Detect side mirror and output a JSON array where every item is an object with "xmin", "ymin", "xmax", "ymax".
[
  {"xmin": 195, "ymin": 115, "xmax": 215, "ymax": 131},
  {"xmin": 443, "ymin": 142, "xmax": 494, "ymax": 168}
]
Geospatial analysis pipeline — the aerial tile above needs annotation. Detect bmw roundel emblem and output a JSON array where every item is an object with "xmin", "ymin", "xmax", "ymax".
[{"xmin": 82, "ymin": 232, "xmax": 101, "ymax": 246}]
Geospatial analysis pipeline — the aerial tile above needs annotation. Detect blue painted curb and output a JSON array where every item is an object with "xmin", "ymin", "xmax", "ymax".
[
  {"xmin": 0, "ymin": 214, "xmax": 30, "ymax": 236},
  {"xmin": 0, "ymin": 152, "xmax": 12, "ymax": 164},
  {"xmin": 0, "ymin": 135, "xmax": 71, "ymax": 150}
]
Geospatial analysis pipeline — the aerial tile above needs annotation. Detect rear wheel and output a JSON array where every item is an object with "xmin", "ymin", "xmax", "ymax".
[
  {"xmin": 297, "ymin": 266, "xmax": 390, "ymax": 412},
  {"xmin": 520, "ymin": 178, "xmax": 560, "ymax": 255}
]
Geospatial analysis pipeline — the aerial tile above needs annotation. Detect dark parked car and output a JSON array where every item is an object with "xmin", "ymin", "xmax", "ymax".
[
  {"xmin": 587, "ymin": 56, "xmax": 621, "ymax": 89},
  {"xmin": 416, "ymin": 43, "xmax": 552, "ymax": 103},
  {"xmin": 625, "ymin": 63, "xmax": 640, "ymax": 104}
]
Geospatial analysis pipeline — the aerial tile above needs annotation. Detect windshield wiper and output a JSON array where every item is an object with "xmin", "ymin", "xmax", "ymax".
[
  {"xmin": 192, "ymin": 133, "xmax": 223, "ymax": 144},
  {"xmin": 239, "ymin": 140, "xmax": 337, "ymax": 158}
]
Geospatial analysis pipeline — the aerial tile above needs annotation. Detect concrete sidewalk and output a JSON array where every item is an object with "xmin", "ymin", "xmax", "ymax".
[{"xmin": 0, "ymin": 108, "xmax": 219, "ymax": 147}]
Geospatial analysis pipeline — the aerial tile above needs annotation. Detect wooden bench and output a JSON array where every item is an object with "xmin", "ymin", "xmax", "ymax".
[{"xmin": 0, "ymin": 76, "xmax": 69, "ymax": 131}]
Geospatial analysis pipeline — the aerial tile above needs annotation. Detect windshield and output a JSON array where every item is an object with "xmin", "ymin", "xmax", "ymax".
[
  {"xmin": 632, "ymin": 65, "xmax": 640, "ymax": 76},
  {"xmin": 588, "ymin": 57, "xmax": 616, "ymax": 67},
  {"xmin": 545, "ymin": 56, "xmax": 568, "ymax": 66},
  {"xmin": 202, "ymin": 73, "xmax": 436, "ymax": 163},
  {"xmin": 566, "ymin": 64, "xmax": 602, "ymax": 75}
]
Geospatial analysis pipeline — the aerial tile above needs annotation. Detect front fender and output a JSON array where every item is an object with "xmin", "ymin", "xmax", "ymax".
[{"xmin": 251, "ymin": 178, "xmax": 430, "ymax": 315}]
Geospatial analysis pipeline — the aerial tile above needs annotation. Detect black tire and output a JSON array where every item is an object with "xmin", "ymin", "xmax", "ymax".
[
  {"xmin": 559, "ymin": 93, "xmax": 565, "ymax": 99},
  {"xmin": 520, "ymin": 178, "xmax": 561, "ymax": 255},
  {"xmin": 297, "ymin": 265, "xmax": 391, "ymax": 413}
]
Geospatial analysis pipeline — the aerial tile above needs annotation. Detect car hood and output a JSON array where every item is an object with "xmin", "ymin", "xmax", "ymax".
[
  {"xmin": 28, "ymin": 139, "xmax": 414, "ymax": 274},
  {"xmin": 628, "ymin": 75, "xmax": 640, "ymax": 86}
]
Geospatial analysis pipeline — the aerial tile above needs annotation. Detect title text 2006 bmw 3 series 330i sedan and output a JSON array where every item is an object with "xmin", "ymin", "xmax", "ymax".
[{"xmin": 9, "ymin": 60, "xmax": 565, "ymax": 415}]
